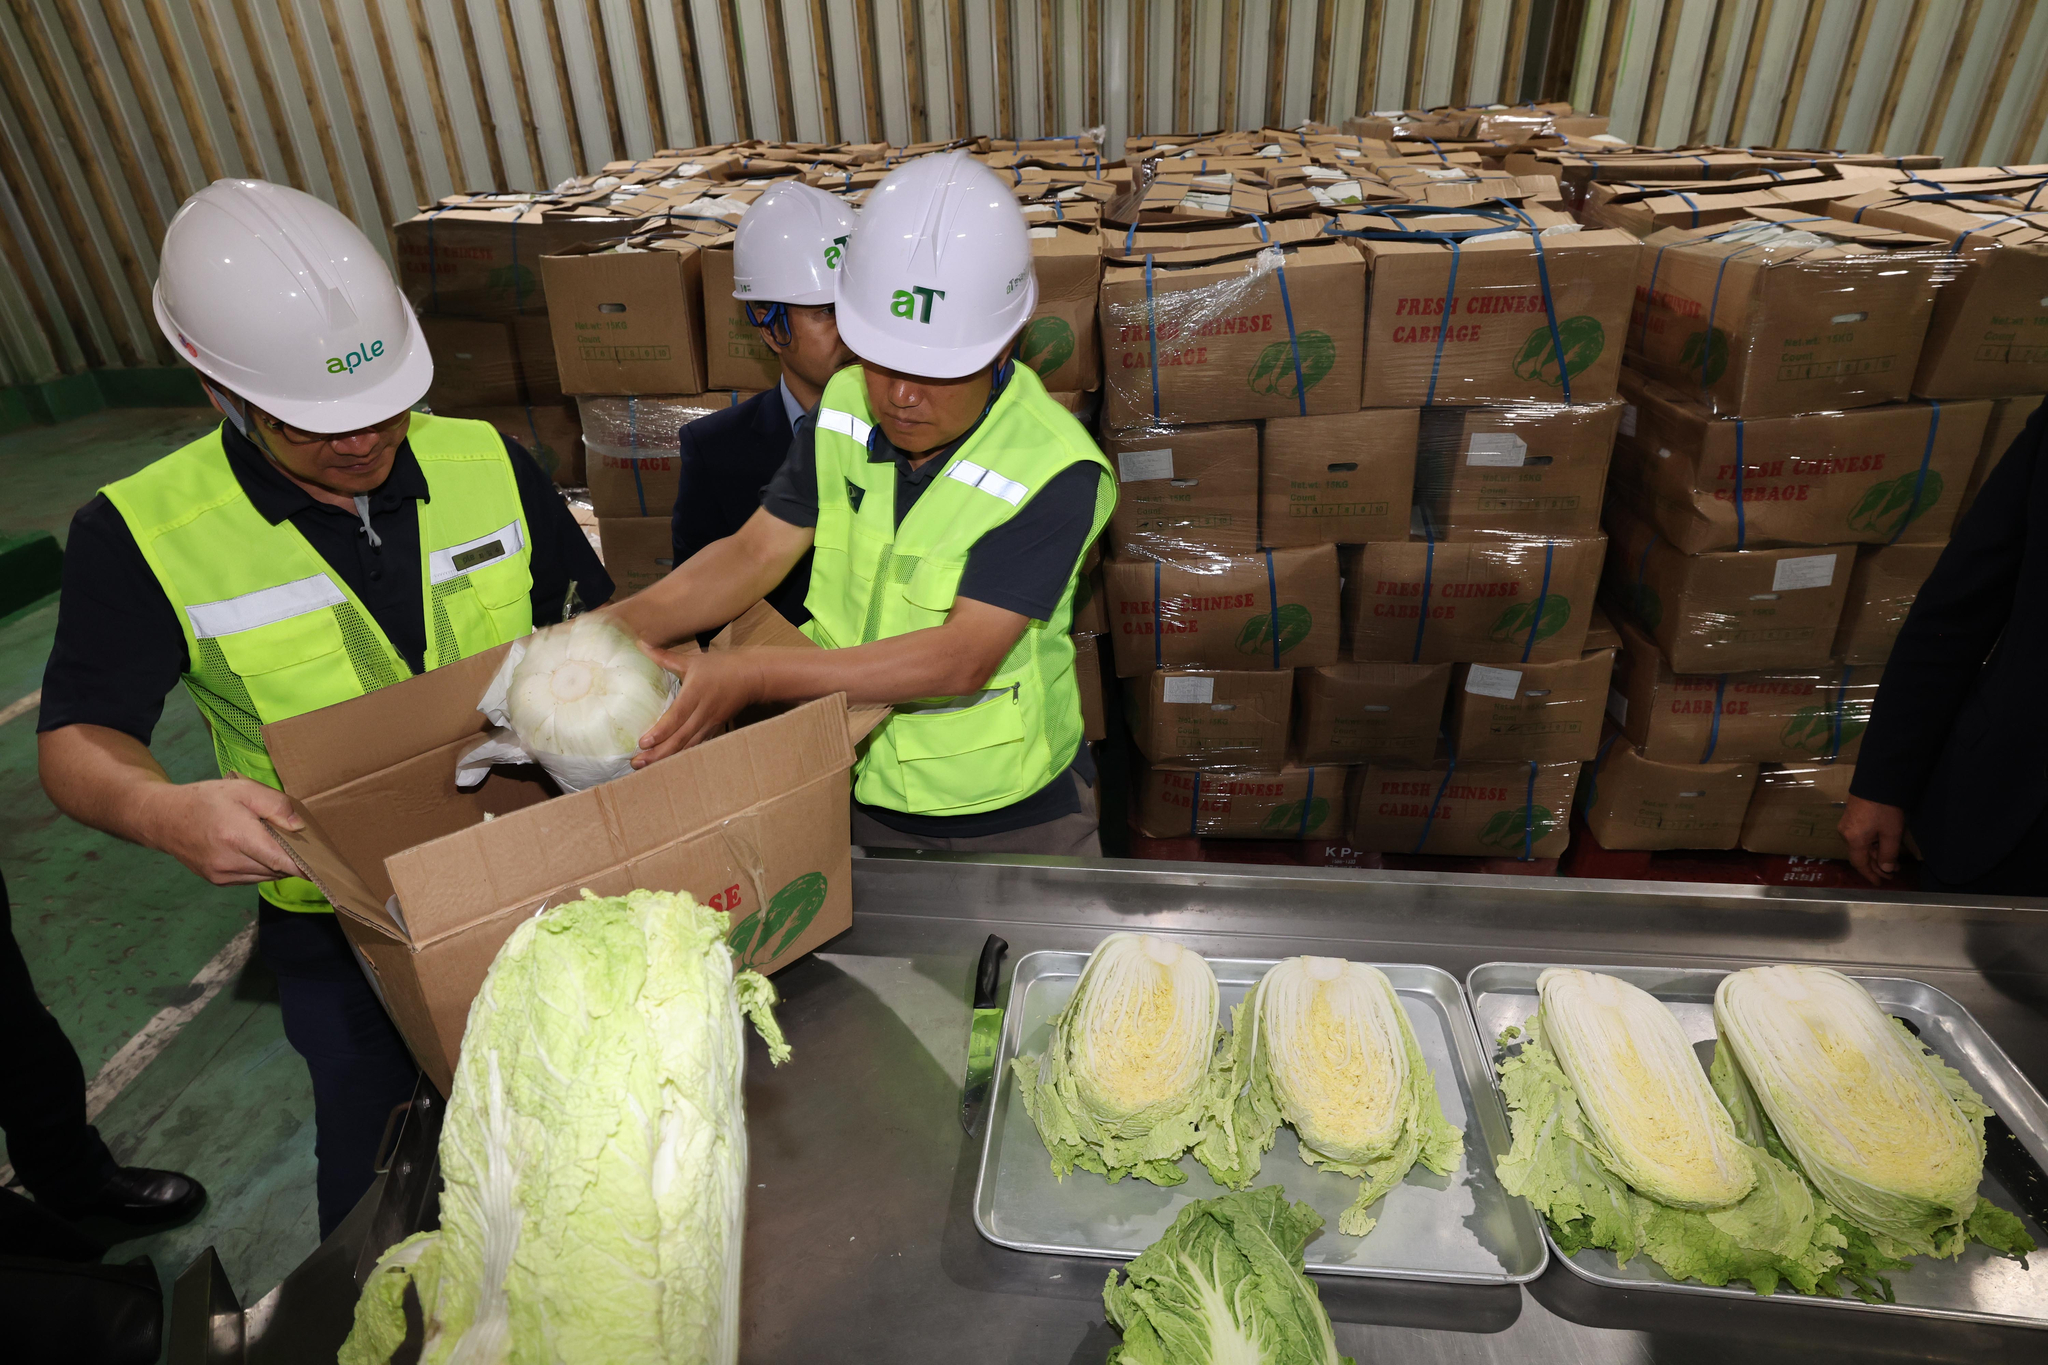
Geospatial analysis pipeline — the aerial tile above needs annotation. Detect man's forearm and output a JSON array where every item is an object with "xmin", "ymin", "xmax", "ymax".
[
  {"xmin": 740, "ymin": 629, "xmax": 1003, "ymax": 708},
  {"xmin": 38, "ymin": 724, "xmax": 175, "ymax": 848},
  {"xmin": 609, "ymin": 510, "xmax": 811, "ymax": 646}
]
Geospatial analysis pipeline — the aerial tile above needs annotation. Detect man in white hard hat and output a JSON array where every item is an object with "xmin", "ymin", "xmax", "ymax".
[
  {"xmin": 672, "ymin": 182, "xmax": 857, "ymax": 628},
  {"xmin": 611, "ymin": 151, "xmax": 1115, "ymax": 853},
  {"xmin": 36, "ymin": 180, "xmax": 612, "ymax": 1236}
]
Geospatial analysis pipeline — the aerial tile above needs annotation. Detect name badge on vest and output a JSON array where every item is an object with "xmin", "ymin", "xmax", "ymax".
[{"xmin": 430, "ymin": 520, "xmax": 526, "ymax": 584}]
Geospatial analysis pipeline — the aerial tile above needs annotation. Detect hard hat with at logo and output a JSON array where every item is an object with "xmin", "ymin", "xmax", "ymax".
[
  {"xmin": 835, "ymin": 150, "xmax": 1038, "ymax": 379},
  {"xmin": 153, "ymin": 178, "xmax": 432, "ymax": 434},
  {"xmin": 731, "ymin": 181, "xmax": 857, "ymax": 306}
]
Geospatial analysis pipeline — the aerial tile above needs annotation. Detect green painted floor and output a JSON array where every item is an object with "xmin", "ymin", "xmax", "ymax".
[{"xmin": 0, "ymin": 407, "xmax": 321, "ymax": 1335}]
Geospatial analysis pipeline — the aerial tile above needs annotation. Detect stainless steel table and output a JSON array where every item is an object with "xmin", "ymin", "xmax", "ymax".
[{"xmin": 739, "ymin": 853, "xmax": 2048, "ymax": 1364}]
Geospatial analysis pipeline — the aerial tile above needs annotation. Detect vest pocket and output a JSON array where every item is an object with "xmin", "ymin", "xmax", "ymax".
[
  {"xmin": 212, "ymin": 608, "xmax": 353, "ymax": 716},
  {"xmin": 902, "ymin": 557, "xmax": 966, "ymax": 631},
  {"xmin": 888, "ymin": 688, "xmax": 1034, "ymax": 812}
]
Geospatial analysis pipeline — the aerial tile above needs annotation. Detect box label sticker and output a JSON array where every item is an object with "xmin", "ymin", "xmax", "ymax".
[
  {"xmin": 1163, "ymin": 675, "xmax": 1216, "ymax": 704},
  {"xmin": 1772, "ymin": 553, "xmax": 1839, "ymax": 591},
  {"xmin": 1606, "ymin": 687, "xmax": 1628, "ymax": 725},
  {"xmin": 1465, "ymin": 664, "xmax": 1524, "ymax": 700},
  {"xmin": 1118, "ymin": 448, "xmax": 1174, "ymax": 483},
  {"xmin": 1466, "ymin": 432, "xmax": 1529, "ymax": 467},
  {"xmin": 1619, "ymin": 403, "xmax": 1638, "ymax": 437},
  {"xmin": 1028, "ymin": 226, "xmax": 1060, "ymax": 239}
]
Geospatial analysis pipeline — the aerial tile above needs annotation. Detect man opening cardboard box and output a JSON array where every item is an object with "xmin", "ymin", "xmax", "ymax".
[
  {"xmin": 1125, "ymin": 670, "xmax": 1292, "ymax": 767},
  {"xmin": 1579, "ymin": 728, "xmax": 1760, "ymax": 851},
  {"xmin": 1293, "ymin": 662, "xmax": 1451, "ymax": 766},
  {"xmin": 262, "ymin": 605, "xmax": 883, "ymax": 1092},
  {"xmin": 1446, "ymin": 650, "xmax": 1613, "ymax": 763},
  {"xmin": 1414, "ymin": 401, "xmax": 1621, "ymax": 540},
  {"xmin": 1347, "ymin": 760, "xmax": 1578, "ymax": 858},
  {"xmin": 1259, "ymin": 409, "xmax": 1416, "ymax": 546},
  {"xmin": 1104, "ymin": 544, "xmax": 1341, "ymax": 676},
  {"xmin": 1341, "ymin": 533, "xmax": 1605, "ymax": 665},
  {"xmin": 1130, "ymin": 760, "xmax": 1349, "ymax": 839}
]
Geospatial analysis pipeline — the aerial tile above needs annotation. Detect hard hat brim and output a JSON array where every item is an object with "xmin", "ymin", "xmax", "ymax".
[
  {"xmin": 730, "ymin": 285, "xmax": 836, "ymax": 306},
  {"xmin": 835, "ymin": 273, "xmax": 1039, "ymax": 381}
]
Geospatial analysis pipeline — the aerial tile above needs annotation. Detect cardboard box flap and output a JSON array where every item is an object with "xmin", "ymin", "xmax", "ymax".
[
  {"xmin": 266, "ymin": 644, "xmax": 514, "ymax": 797},
  {"xmin": 1101, "ymin": 237, "xmax": 1354, "ymax": 270}
]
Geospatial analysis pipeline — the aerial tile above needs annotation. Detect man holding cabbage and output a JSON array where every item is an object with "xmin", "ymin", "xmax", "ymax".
[
  {"xmin": 35, "ymin": 181, "xmax": 611, "ymax": 1236},
  {"xmin": 610, "ymin": 152, "xmax": 1115, "ymax": 855}
]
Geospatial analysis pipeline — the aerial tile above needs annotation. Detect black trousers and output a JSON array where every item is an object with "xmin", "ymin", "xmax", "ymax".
[
  {"xmin": 257, "ymin": 901, "xmax": 420, "ymax": 1239},
  {"xmin": 1922, "ymin": 799, "xmax": 2048, "ymax": 899},
  {"xmin": 0, "ymin": 870, "xmax": 119, "ymax": 1204}
]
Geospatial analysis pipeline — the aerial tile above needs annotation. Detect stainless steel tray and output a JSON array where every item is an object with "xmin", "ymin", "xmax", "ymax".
[
  {"xmin": 973, "ymin": 951, "xmax": 1550, "ymax": 1283},
  {"xmin": 1467, "ymin": 961, "xmax": 2048, "ymax": 1328}
]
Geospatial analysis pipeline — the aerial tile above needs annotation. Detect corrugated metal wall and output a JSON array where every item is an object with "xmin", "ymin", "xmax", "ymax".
[{"xmin": 3, "ymin": 0, "xmax": 2045, "ymax": 386}]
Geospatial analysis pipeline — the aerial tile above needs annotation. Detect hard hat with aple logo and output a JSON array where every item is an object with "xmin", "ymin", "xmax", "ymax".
[
  {"xmin": 731, "ymin": 180, "xmax": 857, "ymax": 307},
  {"xmin": 153, "ymin": 179, "xmax": 432, "ymax": 434},
  {"xmin": 836, "ymin": 150, "xmax": 1038, "ymax": 379}
]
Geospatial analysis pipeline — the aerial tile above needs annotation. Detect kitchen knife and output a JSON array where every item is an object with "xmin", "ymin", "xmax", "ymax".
[{"xmin": 959, "ymin": 934, "xmax": 1010, "ymax": 1136}]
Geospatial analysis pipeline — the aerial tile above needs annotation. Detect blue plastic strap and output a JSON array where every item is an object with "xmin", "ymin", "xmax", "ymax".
[
  {"xmin": 1298, "ymin": 767, "xmax": 1316, "ymax": 838},
  {"xmin": 1125, "ymin": 221, "xmax": 1139, "ymax": 250},
  {"xmin": 1522, "ymin": 761, "xmax": 1539, "ymax": 861},
  {"xmin": 1828, "ymin": 666, "xmax": 1852, "ymax": 760},
  {"xmin": 1427, "ymin": 241, "xmax": 1461, "ymax": 405},
  {"xmin": 1153, "ymin": 557, "xmax": 1164, "ymax": 670},
  {"xmin": 1521, "ymin": 540, "xmax": 1555, "ymax": 664},
  {"xmin": 1263, "ymin": 550, "xmax": 1282, "ymax": 667},
  {"xmin": 1506, "ymin": 204, "xmax": 1574, "ymax": 406},
  {"xmin": 1144, "ymin": 254, "xmax": 1162, "ymax": 422},
  {"xmin": 1581, "ymin": 729, "xmax": 1624, "ymax": 813},
  {"xmin": 1412, "ymin": 507, "xmax": 1437, "ymax": 663},
  {"xmin": 1414, "ymin": 754, "xmax": 1457, "ymax": 854},
  {"xmin": 1635, "ymin": 240, "xmax": 1676, "ymax": 353},
  {"xmin": 1676, "ymin": 190, "xmax": 1701, "ymax": 227},
  {"xmin": 1733, "ymin": 418, "xmax": 1748, "ymax": 549},
  {"xmin": 1271, "ymin": 253, "xmax": 1310, "ymax": 417},
  {"xmin": 628, "ymin": 397, "xmax": 648, "ymax": 514},
  {"xmin": 1887, "ymin": 401, "xmax": 1940, "ymax": 545},
  {"xmin": 1701, "ymin": 243, "xmax": 1760, "ymax": 400},
  {"xmin": 1702, "ymin": 674, "xmax": 1728, "ymax": 761}
]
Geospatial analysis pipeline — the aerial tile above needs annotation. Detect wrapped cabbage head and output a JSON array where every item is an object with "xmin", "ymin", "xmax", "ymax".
[
  {"xmin": 1012, "ymin": 933, "xmax": 1221, "ymax": 1186},
  {"xmin": 506, "ymin": 613, "xmax": 672, "ymax": 759}
]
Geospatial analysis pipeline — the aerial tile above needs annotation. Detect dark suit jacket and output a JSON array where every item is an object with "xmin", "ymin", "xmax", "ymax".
[
  {"xmin": 1852, "ymin": 399, "xmax": 2046, "ymax": 883},
  {"xmin": 671, "ymin": 387, "xmax": 813, "ymax": 627}
]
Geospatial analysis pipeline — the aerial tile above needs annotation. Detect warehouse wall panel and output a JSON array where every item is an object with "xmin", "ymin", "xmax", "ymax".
[{"xmin": 3, "ymin": 0, "xmax": 2045, "ymax": 383}]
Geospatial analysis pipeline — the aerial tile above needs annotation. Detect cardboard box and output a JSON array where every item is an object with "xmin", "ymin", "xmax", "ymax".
[
  {"xmin": 396, "ymin": 196, "xmax": 642, "ymax": 318},
  {"xmin": 1131, "ymin": 761, "xmax": 1349, "ymax": 839},
  {"xmin": 597, "ymin": 515, "xmax": 674, "ymax": 597},
  {"xmin": 1612, "ymin": 372, "xmax": 1987, "ymax": 552},
  {"xmin": 439, "ymin": 402, "xmax": 584, "ymax": 486},
  {"xmin": 1823, "ymin": 184, "xmax": 2048, "ymax": 398},
  {"xmin": 1126, "ymin": 669, "xmax": 1293, "ymax": 767},
  {"xmin": 1578, "ymin": 729, "xmax": 1759, "ymax": 851},
  {"xmin": 421, "ymin": 316, "xmax": 523, "ymax": 409},
  {"xmin": 512, "ymin": 314, "xmax": 563, "ymax": 404},
  {"xmin": 1959, "ymin": 393, "xmax": 2044, "ymax": 518},
  {"xmin": 1340, "ymin": 534, "xmax": 1605, "ymax": 665},
  {"xmin": 1105, "ymin": 423, "xmax": 1260, "ymax": 558},
  {"xmin": 1583, "ymin": 604, "xmax": 1621, "ymax": 651},
  {"xmin": 588, "ymin": 449, "xmax": 681, "ymax": 518},
  {"xmin": 1415, "ymin": 401, "xmax": 1620, "ymax": 539},
  {"xmin": 1293, "ymin": 661, "xmax": 1452, "ymax": 765},
  {"xmin": 577, "ymin": 390, "xmax": 762, "ymax": 451},
  {"xmin": 541, "ymin": 234, "xmax": 716, "ymax": 395},
  {"xmin": 1579, "ymin": 171, "xmax": 1894, "ymax": 238},
  {"xmin": 1447, "ymin": 650, "xmax": 1612, "ymax": 762},
  {"xmin": 1602, "ymin": 503, "xmax": 1852, "ymax": 672},
  {"xmin": 1071, "ymin": 560, "xmax": 1108, "ymax": 636},
  {"xmin": 1831, "ymin": 542, "xmax": 1945, "ymax": 666},
  {"xmin": 701, "ymin": 240, "xmax": 782, "ymax": 392},
  {"xmin": 1627, "ymin": 210, "xmax": 1945, "ymax": 418},
  {"xmin": 1339, "ymin": 209, "xmax": 1639, "ymax": 406},
  {"xmin": 1100, "ymin": 239, "xmax": 1365, "ymax": 429},
  {"xmin": 1608, "ymin": 616, "xmax": 1877, "ymax": 761},
  {"xmin": 1023, "ymin": 221, "xmax": 1102, "ymax": 392},
  {"xmin": 1073, "ymin": 633, "xmax": 1107, "ymax": 742},
  {"xmin": 1347, "ymin": 760, "xmax": 1578, "ymax": 858},
  {"xmin": 1259, "ymin": 409, "xmax": 1416, "ymax": 546},
  {"xmin": 1103, "ymin": 544, "xmax": 1341, "ymax": 676},
  {"xmin": 1739, "ymin": 763, "xmax": 1856, "ymax": 858},
  {"xmin": 263, "ymin": 604, "xmax": 877, "ymax": 1092}
]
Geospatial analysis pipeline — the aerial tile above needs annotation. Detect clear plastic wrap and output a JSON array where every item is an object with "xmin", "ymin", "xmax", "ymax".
[
  {"xmin": 1102, "ymin": 544, "xmax": 1341, "ymax": 676},
  {"xmin": 576, "ymin": 392, "xmax": 760, "ymax": 518},
  {"xmin": 1258, "ymin": 407, "xmax": 1416, "ymax": 547},
  {"xmin": 1606, "ymin": 613, "xmax": 1880, "ymax": 763},
  {"xmin": 1627, "ymin": 208, "xmax": 1962, "ymax": 417},
  {"xmin": 1130, "ymin": 759, "xmax": 1348, "ymax": 839},
  {"xmin": 1611, "ymin": 370, "xmax": 1987, "ymax": 553},
  {"xmin": 1413, "ymin": 399, "xmax": 1620, "ymax": 540},
  {"xmin": 1737, "ymin": 762, "xmax": 1856, "ymax": 859},
  {"xmin": 1601, "ymin": 501, "xmax": 1851, "ymax": 673},
  {"xmin": 1102, "ymin": 421, "xmax": 1261, "ymax": 561},
  {"xmin": 1340, "ymin": 531, "xmax": 1606, "ymax": 665},
  {"xmin": 1325, "ymin": 203, "xmax": 1638, "ymax": 407},
  {"xmin": 1577, "ymin": 724, "xmax": 1759, "ymax": 852},
  {"xmin": 1830, "ymin": 543, "xmax": 1946, "ymax": 667},
  {"xmin": 1021, "ymin": 220, "xmax": 1102, "ymax": 393},
  {"xmin": 1292, "ymin": 661, "xmax": 1451, "ymax": 766},
  {"xmin": 1446, "ymin": 650, "xmax": 1613, "ymax": 762},
  {"xmin": 1123, "ymin": 669, "xmax": 1293, "ymax": 767},
  {"xmin": 1346, "ymin": 758, "xmax": 1579, "ymax": 859},
  {"xmin": 1099, "ymin": 237, "xmax": 1365, "ymax": 429}
]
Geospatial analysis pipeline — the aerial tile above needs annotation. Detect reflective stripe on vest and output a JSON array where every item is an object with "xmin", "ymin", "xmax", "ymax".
[
  {"xmin": 101, "ymin": 415, "xmax": 536, "ymax": 913},
  {"xmin": 803, "ymin": 363, "xmax": 1115, "ymax": 817}
]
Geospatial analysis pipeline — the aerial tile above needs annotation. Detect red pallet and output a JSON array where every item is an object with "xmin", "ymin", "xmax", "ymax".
[{"xmin": 1558, "ymin": 818, "xmax": 1914, "ymax": 890}]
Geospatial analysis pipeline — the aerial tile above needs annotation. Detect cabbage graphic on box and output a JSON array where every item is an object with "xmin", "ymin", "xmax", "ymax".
[
  {"xmin": 1487, "ymin": 596, "xmax": 1572, "ymax": 647},
  {"xmin": 1780, "ymin": 704, "xmax": 1869, "ymax": 755},
  {"xmin": 1019, "ymin": 316, "xmax": 1076, "ymax": 379},
  {"xmin": 1478, "ymin": 803, "xmax": 1557, "ymax": 851},
  {"xmin": 1248, "ymin": 330, "xmax": 1336, "ymax": 397},
  {"xmin": 1679, "ymin": 326, "xmax": 1732, "ymax": 385},
  {"xmin": 1847, "ymin": 471, "xmax": 1943, "ymax": 538},
  {"xmin": 1234, "ymin": 603, "xmax": 1314, "ymax": 657},
  {"xmin": 1512, "ymin": 315, "xmax": 1604, "ymax": 388},
  {"xmin": 726, "ymin": 871, "xmax": 826, "ymax": 970},
  {"xmin": 1260, "ymin": 796, "xmax": 1333, "ymax": 834}
]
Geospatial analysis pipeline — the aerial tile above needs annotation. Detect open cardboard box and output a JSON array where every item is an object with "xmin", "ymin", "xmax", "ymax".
[{"xmin": 261, "ymin": 603, "xmax": 885, "ymax": 1093}]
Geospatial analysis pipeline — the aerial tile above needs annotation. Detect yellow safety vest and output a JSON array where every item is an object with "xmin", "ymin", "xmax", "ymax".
[
  {"xmin": 802, "ymin": 365, "xmax": 1114, "ymax": 816},
  {"xmin": 102, "ymin": 415, "xmax": 534, "ymax": 911}
]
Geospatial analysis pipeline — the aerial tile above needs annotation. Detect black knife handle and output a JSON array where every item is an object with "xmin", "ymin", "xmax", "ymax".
[{"xmin": 973, "ymin": 935, "xmax": 1009, "ymax": 1011}]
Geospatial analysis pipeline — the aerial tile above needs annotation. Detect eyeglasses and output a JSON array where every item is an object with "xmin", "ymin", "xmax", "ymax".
[{"xmin": 255, "ymin": 409, "xmax": 410, "ymax": 446}]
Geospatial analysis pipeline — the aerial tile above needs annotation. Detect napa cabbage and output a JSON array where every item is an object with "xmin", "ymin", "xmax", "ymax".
[{"xmin": 339, "ymin": 888, "xmax": 789, "ymax": 1364}]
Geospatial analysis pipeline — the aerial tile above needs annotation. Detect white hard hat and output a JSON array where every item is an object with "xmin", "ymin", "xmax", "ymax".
[
  {"xmin": 731, "ymin": 181, "xmax": 857, "ymax": 306},
  {"xmin": 835, "ymin": 151, "xmax": 1038, "ymax": 378},
  {"xmin": 153, "ymin": 179, "xmax": 432, "ymax": 434}
]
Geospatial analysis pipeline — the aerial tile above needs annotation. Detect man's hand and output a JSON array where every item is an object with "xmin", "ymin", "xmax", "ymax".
[
  {"xmin": 633, "ymin": 645, "xmax": 765, "ymax": 767},
  {"xmin": 136, "ymin": 773, "xmax": 308, "ymax": 885},
  {"xmin": 1840, "ymin": 794, "xmax": 1907, "ymax": 887}
]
